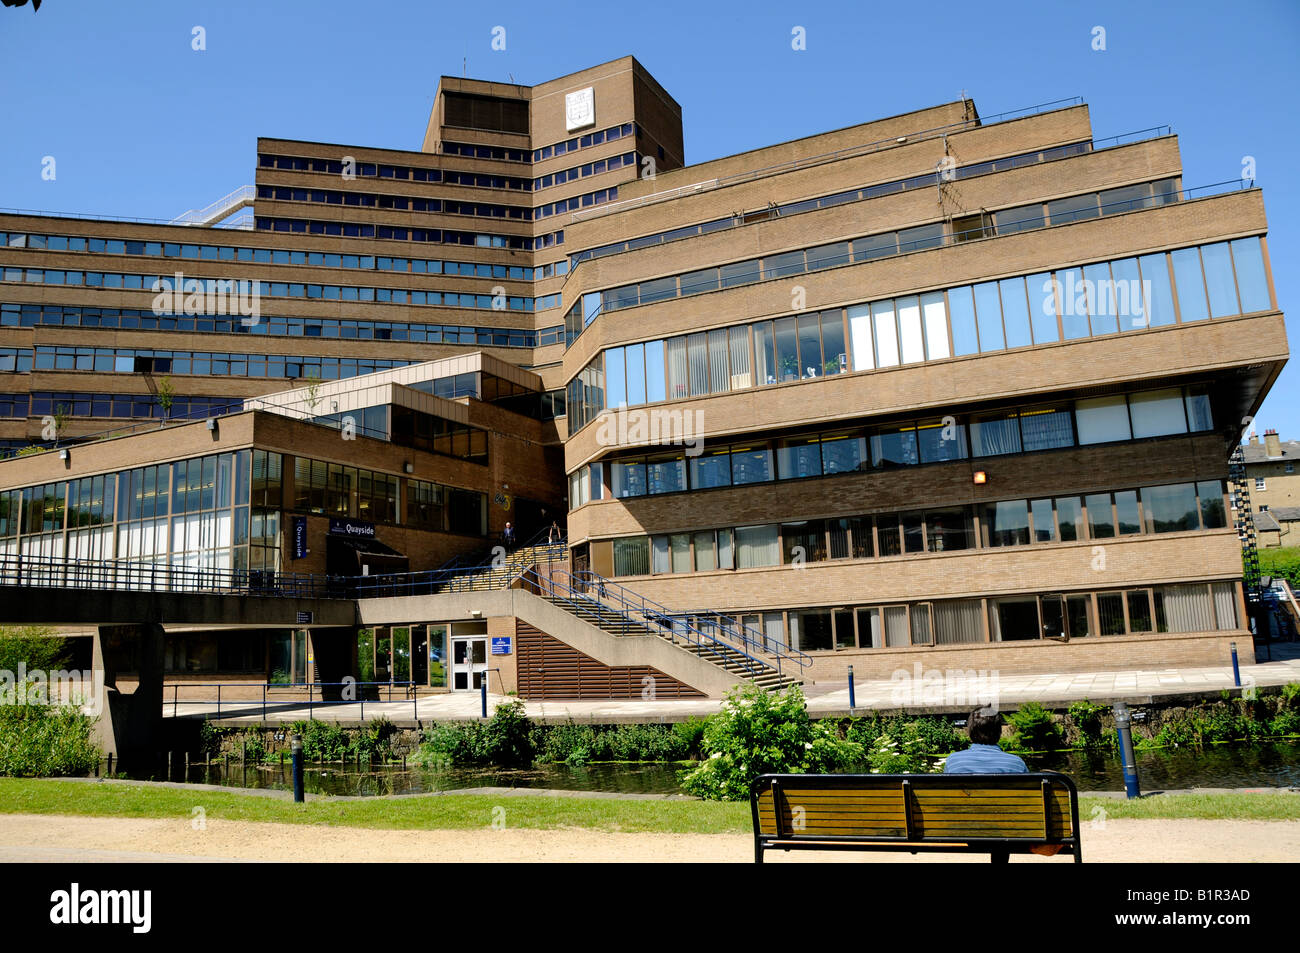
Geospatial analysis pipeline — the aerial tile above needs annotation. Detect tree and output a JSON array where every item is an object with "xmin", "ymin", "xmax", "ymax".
[
  {"xmin": 1, "ymin": 1, "xmax": 43, "ymax": 11},
  {"xmin": 304, "ymin": 371, "xmax": 323, "ymax": 415},
  {"xmin": 155, "ymin": 376, "xmax": 176, "ymax": 426}
]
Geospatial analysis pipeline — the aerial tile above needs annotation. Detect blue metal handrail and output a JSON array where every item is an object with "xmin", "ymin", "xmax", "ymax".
[
  {"xmin": 522, "ymin": 567, "xmax": 777, "ymax": 680},
  {"xmin": 570, "ymin": 569, "xmax": 810, "ymax": 671}
]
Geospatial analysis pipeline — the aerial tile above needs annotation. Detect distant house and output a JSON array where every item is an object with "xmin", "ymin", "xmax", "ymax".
[
  {"xmin": 1253, "ymin": 505, "xmax": 1300, "ymax": 548},
  {"xmin": 1242, "ymin": 431, "xmax": 1300, "ymax": 515}
]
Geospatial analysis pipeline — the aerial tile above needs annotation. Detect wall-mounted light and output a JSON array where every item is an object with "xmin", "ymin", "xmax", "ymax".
[
  {"xmin": 403, "ymin": 461, "xmax": 414, "ymax": 474},
  {"xmin": 58, "ymin": 449, "xmax": 69, "ymax": 462},
  {"xmin": 972, "ymin": 470, "xmax": 987, "ymax": 485},
  {"xmin": 470, "ymin": 609, "xmax": 483, "ymax": 618}
]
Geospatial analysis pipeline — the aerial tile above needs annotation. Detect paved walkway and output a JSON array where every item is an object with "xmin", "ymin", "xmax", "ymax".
[{"xmin": 167, "ymin": 642, "xmax": 1300, "ymax": 725}]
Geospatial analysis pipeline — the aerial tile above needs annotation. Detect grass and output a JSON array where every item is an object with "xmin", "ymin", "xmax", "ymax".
[{"xmin": 0, "ymin": 779, "xmax": 1297, "ymax": 833}]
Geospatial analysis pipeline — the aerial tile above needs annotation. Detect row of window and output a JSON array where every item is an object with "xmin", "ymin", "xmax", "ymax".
[
  {"xmin": 258, "ymin": 184, "xmax": 533, "ymax": 219},
  {"xmin": 567, "ymin": 237, "xmax": 1270, "ymax": 431},
  {"xmin": 534, "ymin": 186, "xmax": 619, "ymax": 221},
  {"xmin": 0, "ymin": 230, "xmax": 569, "ymax": 281},
  {"xmin": 605, "ymin": 479, "xmax": 1225, "ymax": 578},
  {"xmin": 570, "ymin": 385, "xmax": 1213, "ymax": 505},
  {"xmin": 0, "ymin": 348, "xmax": 32, "ymax": 373},
  {"xmin": 720, "ymin": 582, "xmax": 1239, "ymax": 654},
  {"xmin": 0, "ymin": 268, "xmax": 560, "ymax": 312},
  {"xmin": 0, "ymin": 452, "xmax": 254, "ymax": 536},
  {"xmin": 534, "ymin": 152, "xmax": 637, "ymax": 192},
  {"xmin": 568, "ymin": 139, "xmax": 1101, "ymax": 267},
  {"xmin": 253, "ymin": 217, "xmax": 564, "ymax": 250},
  {"xmin": 586, "ymin": 177, "xmax": 1185, "ymax": 318},
  {"xmin": 33, "ymin": 346, "xmax": 410, "ymax": 380},
  {"xmin": 0, "ymin": 303, "xmax": 564, "ymax": 349},
  {"xmin": 0, "ymin": 392, "xmax": 243, "ymax": 421}
]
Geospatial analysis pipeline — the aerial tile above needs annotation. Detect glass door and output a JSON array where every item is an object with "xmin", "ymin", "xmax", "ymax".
[{"xmin": 450, "ymin": 637, "xmax": 487, "ymax": 691}]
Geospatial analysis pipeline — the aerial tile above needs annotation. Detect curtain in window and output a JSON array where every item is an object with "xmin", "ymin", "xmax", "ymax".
[
  {"xmin": 735, "ymin": 524, "xmax": 779, "ymax": 568},
  {"xmin": 708, "ymin": 329, "xmax": 729, "ymax": 394},
  {"xmin": 934, "ymin": 600, "xmax": 983, "ymax": 644},
  {"xmin": 884, "ymin": 605, "xmax": 909, "ymax": 647},
  {"xmin": 1160, "ymin": 584, "xmax": 1215, "ymax": 632},
  {"xmin": 612, "ymin": 537, "xmax": 649, "ymax": 576},
  {"xmin": 687, "ymin": 333, "xmax": 709, "ymax": 396},
  {"xmin": 728, "ymin": 327, "xmax": 752, "ymax": 389},
  {"xmin": 651, "ymin": 536, "xmax": 669, "ymax": 574},
  {"xmin": 665, "ymin": 336, "xmax": 689, "ymax": 399},
  {"xmin": 1212, "ymin": 583, "xmax": 1238, "ymax": 630}
]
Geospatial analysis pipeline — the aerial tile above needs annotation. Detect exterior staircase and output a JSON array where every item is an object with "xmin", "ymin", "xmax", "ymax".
[{"xmin": 519, "ymin": 567, "xmax": 806, "ymax": 691}]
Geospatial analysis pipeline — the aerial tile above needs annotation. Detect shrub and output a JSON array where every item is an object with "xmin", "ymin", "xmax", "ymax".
[
  {"xmin": 1066, "ymin": 700, "xmax": 1110, "ymax": 749},
  {"xmin": 672, "ymin": 717, "xmax": 708, "ymax": 758},
  {"xmin": 291, "ymin": 720, "xmax": 350, "ymax": 762},
  {"xmin": 479, "ymin": 701, "xmax": 534, "ymax": 767},
  {"xmin": 0, "ymin": 696, "xmax": 100, "ymax": 777},
  {"xmin": 352, "ymin": 715, "xmax": 398, "ymax": 762},
  {"xmin": 679, "ymin": 684, "xmax": 862, "ymax": 801},
  {"xmin": 1004, "ymin": 702, "xmax": 1063, "ymax": 752},
  {"xmin": 537, "ymin": 723, "xmax": 596, "ymax": 765},
  {"xmin": 0, "ymin": 625, "xmax": 70, "ymax": 675}
]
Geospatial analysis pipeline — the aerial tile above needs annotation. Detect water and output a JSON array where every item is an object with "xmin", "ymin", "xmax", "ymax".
[{"xmin": 128, "ymin": 740, "xmax": 1300, "ymax": 797}]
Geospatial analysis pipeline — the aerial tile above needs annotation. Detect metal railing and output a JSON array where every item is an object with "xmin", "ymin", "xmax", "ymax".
[
  {"xmin": 0, "ymin": 553, "xmax": 339, "ymax": 598},
  {"xmin": 168, "ymin": 680, "xmax": 424, "ymax": 721},
  {"xmin": 526, "ymin": 567, "xmax": 781, "ymax": 681},
  {"xmin": 169, "ymin": 185, "xmax": 257, "ymax": 227},
  {"xmin": 570, "ymin": 569, "xmax": 810, "ymax": 672}
]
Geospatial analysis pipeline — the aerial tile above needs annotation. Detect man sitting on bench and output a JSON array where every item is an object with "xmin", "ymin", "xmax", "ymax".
[
  {"xmin": 946, "ymin": 706, "xmax": 1063, "ymax": 857},
  {"xmin": 943, "ymin": 707, "xmax": 1026, "ymax": 774}
]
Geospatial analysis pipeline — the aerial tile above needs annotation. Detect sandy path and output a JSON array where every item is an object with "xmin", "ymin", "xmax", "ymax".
[{"xmin": 0, "ymin": 813, "xmax": 1297, "ymax": 862}]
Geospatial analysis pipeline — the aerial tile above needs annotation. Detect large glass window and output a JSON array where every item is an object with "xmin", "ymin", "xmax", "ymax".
[
  {"xmin": 646, "ymin": 454, "xmax": 685, "ymax": 494},
  {"xmin": 1128, "ymin": 388, "xmax": 1187, "ymax": 438},
  {"xmin": 1086, "ymin": 493, "xmax": 1115, "ymax": 539},
  {"xmin": 871, "ymin": 425, "xmax": 919, "ymax": 467},
  {"xmin": 820, "ymin": 432, "xmax": 867, "ymax": 474},
  {"xmin": 613, "ymin": 537, "xmax": 650, "ymax": 576},
  {"xmin": 1139, "ymin": 254, "xmax": 1177, "ymax": 327},
  {"xmin": 1197, "ymin": 480, "xmax": 1226, "ymax": 529},
  {"xmin": 735, "ymin": 524, "xmax": 780, "ymax": 568},
  {"xmin": 1028, "ymin": 272, "xmax": 1059, "ymax": 343},
  {"xmin": 1075, "ymin": 395, "xmax": 1131, "ymax": 445},
  {"xmin": 973, "ymin": 281, "xmax": 1005, "ymax": 352},
  {"xmin": 1020, "ymin": 405, "xmax": 1075, "ymax": 451},
  {"xmin": 917, "ymin": 418, "xmax": 968, "ymax": 463},
  {"xmin": 947, "ymin": 286, "xmax": 979, "ymax": 357},
  {"xmin": 848, "ymin": 305, "xmax": 873, "ymax": 371},
  {"xmin": 1199, "ymin": 242, "xmax": 1238, "ymax": 318},
  {"xmin": 984, "ymin": 500, "xmax": 1030, "ymax": 547},
  {"xmin": 921, "ymin": 291, "xmax": 950, "ymax": 359},
  {"xmin": 1170, "ymin": 247, "xmax": 1208, "ymax": 322},
  {"xmin": 1143, "ymin": 483, "xmax": 1199, "ymax": 533},
  {"xmin": 690, "ymin": 449, "xmax": 732, "ymax": 489},
  {"xmin": 1231, "ymin": 237, "xmax": 1271, "ymax": 313},
  {"xmin": 999, "ymin": 277, "xmax": 1032, "ymax": 348},
  {"xmin": 730, "ymin": 445, "xmax": 774, "ymax": 484},
  {"xmin": 970, "ymin": 412, "xmax": 1021, "ymax": 457}
]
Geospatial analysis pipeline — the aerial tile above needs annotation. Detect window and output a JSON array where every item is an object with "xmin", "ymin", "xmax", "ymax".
[
  {"xmin": 1056, "ymin": 497, "xmax": 1083, "ymax": 541},
  {"xmin": 1170, "ymin": 248, "xmax": 1208, "ymax": 322},
  {"xmin": 1197, "ymin": 480, "xmax": 1226, "ymax": 529},
  {"xmin": 613, "ymin": 537, "xmax": 650, "ymax": 576},
  {"xmin": 777, "ymin": 436, "xmax": 823, "ymax": 480},
  {"xmin": 1086, "ymin": 493, "xmax": 1115, "ymax": 539},
  {"xmin": 1097, "ymin": 593, "xmax": 1126, "ymax": 635},
  {"xmin": 1143, "ymin": 483, "xmax": 1199, "ymax": 533},
  {"xmin": 730, "ymin": 446, "xmax": 774, "ymax": 484},
  {"xmin": 820, "ymin": 433, "xmax": 867, "ymax": 474},
  {"xmin": 1255, "ymin": 477, "xmax": 1266, "ymax": 491},
  {"xmin": 1129, "ymin": 388, "xmax": 1187, "ymax": 438},
  {"xmin": 690, "ymin": 449, "xmax": 731, "ymax": 489},
  {"xmin": 1231, "ymin": 237, "xmax": 1271, "ymax": 313},
  {"xmin": 735, "ymin": 524, "xmax": 780, "ymax": 568},
  {"xmin": 1075, "ymin": 395, "xmax": 1131, "ymax": 445},
  {"xmin": 970, "ymin": 412, "xmax": 1021, "ymax": 457},
  {"xmin": 926, "ymin": 508, "xmax": 975, "ymax": 552},
  {"xmin": 947, "ymin": 286, "xmax": 979, "ymax": 357},
  {"xmin": 871, "ymin": 425, "xmax": 918, "ymax": 467},
  {"xmin": 984, "ymin": 500, "xmax": 1031, "ymax": 547},
  {"xmin": 917, "ymin": 417, "xmax": 968, "ymax": 462},
  {"xmin": 782, "ymin": 520, "xmax": 826, "ymax": 564}
]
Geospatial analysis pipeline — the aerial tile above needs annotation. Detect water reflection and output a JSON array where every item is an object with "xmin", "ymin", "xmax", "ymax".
[{"xmin": 125, "ymin": 740, "xmax": 1300, "ymax": 797}]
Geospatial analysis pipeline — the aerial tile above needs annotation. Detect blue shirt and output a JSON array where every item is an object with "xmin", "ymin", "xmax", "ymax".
[{"xmin": 943, "ymin": 744, "xmax": 1027, "ymax": 774}]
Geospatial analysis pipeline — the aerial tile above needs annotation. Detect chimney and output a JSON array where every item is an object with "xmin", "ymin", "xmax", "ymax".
[
  {"xmin": 1265, "ymin": 429, "xmax": 1282, "ymax": 458},
  {"xmin": 1249, "ymin": 431, "xmax": 1260, "ymax": 446}
]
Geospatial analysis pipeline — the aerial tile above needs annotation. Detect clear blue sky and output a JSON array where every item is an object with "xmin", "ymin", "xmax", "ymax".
[{"xmin": 1, "ymin": 0, "xmax": 1296, "ymax": 429}]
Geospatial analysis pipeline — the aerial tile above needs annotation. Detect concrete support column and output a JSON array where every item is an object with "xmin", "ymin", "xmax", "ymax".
[{"xmin": 91, "ymin": 622, "xmax": 165, "ymax": 766}]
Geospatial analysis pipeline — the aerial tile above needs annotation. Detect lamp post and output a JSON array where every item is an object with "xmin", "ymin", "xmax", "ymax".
[
  {"xmin": 291, "ymin": 732, "xmax": 304, "ymax": 803},
  {"xmin": 1112, "ymin": 702, "xmax": 1141, "ymax": 799}
]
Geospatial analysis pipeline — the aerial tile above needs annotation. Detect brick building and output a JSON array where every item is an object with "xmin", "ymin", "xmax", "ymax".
[{"xmin": 0, "ymin": 57, "xmax": 1288, "ymax": 695}]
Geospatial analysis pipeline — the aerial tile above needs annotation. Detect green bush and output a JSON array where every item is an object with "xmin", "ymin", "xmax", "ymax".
[
  {"xmin": 479, "ymin": 701, "xmax": 534, "ymax": 767},
  {"xmin": 678, "ymin": 684, "xmax": 862, "ymax": 801},
  {"xmin": 290, "ymin": 720, "xmax": 350, "ymax": 762},
  {"xmin": 672, "ymin": 717, "xmax": 708, "ymax": 758},
  {"xmin": 352, "ymin": 715, "xmax": 398, "ymax": 762},
  {"xmin": 1066, "ymin": 700, "xmax": 1111, "ymax": 749},
  {"xmin": 0, "ymin": 696, "xmax": 100, "ymax": 777},
  {"xmin": 0, "ymin": 625, "xmax": 70, "ymax": 675},
  {"xmin": 1004, "ymin": 702, "xmax": 1063, "ymax": 752}
]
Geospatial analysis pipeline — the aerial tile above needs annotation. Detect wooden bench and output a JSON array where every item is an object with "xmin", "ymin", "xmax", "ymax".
[{"xmin": 751, "ymin": 772, "xmax": 1082, "ymax": 863}]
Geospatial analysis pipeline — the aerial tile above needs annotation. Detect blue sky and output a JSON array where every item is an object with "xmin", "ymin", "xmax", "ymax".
[{"xmin": 0, "ymin": 0, "xmax": 1296, "ymax": 428}]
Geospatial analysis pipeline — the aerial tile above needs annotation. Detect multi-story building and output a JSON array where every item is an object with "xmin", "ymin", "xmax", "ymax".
[
  {"xmin": 0, "ymin": 56, "xmax": 1288, "ymax": 699},
  {"xmin": 1242, "ymin": 430, "xmax": 1300, "ymax": 548}
]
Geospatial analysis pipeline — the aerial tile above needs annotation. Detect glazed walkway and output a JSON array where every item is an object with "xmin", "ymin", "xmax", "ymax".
[{"xmin": 165, "ymin": 643, "xmax": 1300, "ymax": 726}]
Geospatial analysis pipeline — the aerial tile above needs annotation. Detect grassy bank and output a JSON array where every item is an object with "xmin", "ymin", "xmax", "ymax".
[{"xmin": 0, "ymin": 779, "xmax": 1296, "ymax": 834}]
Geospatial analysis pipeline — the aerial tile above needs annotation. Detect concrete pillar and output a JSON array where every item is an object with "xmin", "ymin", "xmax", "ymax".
[{"xmin": 91, "ymin": 622, "xmax": 165, "ymax": 766}]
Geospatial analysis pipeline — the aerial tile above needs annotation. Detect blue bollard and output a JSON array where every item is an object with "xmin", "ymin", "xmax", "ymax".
[
  {"xmin": 480, "ymin": 678, "xmax": 487, "ymax": 719},
  {"xmin": 847, "ymin": 665, "xmax": 856, "ymax": 711},
  {"xmin": 1230, "ymin": 641, "xmax": 1241, "ymax": 688},
  {"xmin": 291, "ymin": 733, "xmax": 304, "ymax": 804},
  {"xmin": 1112, "ymin": 702, "xmax": 1141, "ymax": 799}
]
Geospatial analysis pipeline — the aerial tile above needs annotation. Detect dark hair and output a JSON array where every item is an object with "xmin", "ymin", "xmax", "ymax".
[{"xmin": 967, "ymin": 707, "xmax": 1004, "ymax": 745}]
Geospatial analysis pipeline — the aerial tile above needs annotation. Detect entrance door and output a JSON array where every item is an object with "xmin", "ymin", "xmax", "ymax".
[{"xmin": 450, "ymin": 637, "xmax": 488, "ymax": 691}]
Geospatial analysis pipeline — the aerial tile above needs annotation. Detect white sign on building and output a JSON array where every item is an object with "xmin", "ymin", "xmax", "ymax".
[{"xmin": 565, "ymin": 87, "xmax": 595, "ymax": 132}]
